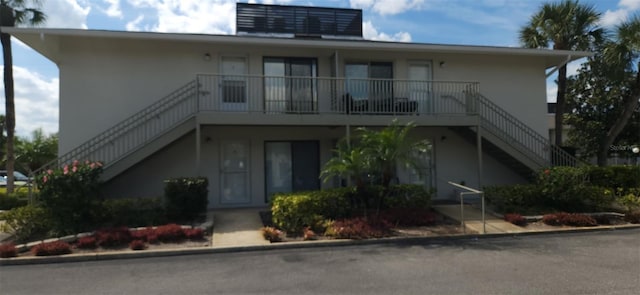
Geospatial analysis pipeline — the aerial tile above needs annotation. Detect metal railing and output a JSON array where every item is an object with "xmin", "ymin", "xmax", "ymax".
[
  {"xmin": 29, "ymin": 73, "xmax": 582, "ymax": 204},
  {"xmin": 196, "ymin": 74, "xmax": 480, "ymax": 116},
  {"xmin": 474, "ymin": 93, "xmax": 580, "ymax": 168},
  {"xmin": 32, "ymin": 80, "xmax": 200, "ymax": 177},
  {"xmin": 448, "ymin": 181, "xmax": 485, "ymax": 234}
]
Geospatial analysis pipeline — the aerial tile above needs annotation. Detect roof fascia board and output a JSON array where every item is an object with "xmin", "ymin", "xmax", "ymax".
[{"xmin": 3, "ymin": 27, "xmax": 593, "ymax": 65}]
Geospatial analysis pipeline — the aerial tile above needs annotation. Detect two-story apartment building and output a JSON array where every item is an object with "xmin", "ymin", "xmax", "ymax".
[{"xmin": 6, "ymin": 4, "xmax": 588, "ymax": 208}]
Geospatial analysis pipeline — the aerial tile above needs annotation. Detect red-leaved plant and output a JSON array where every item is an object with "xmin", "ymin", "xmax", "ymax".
[
  {"xmin": 129, "ymin": 240, "xmax": 146, "ymax": 251},
  {"xmin": 0, "ymin": 243, "xmax": 18, "ymax": 258},
  {"xmin": 31, "ymin": 241, "xmax": 72, "ymax": 256},
  {"xmin": 76, "ymin": 236, "xmax": 98, "ymax": 249},
  {"xmin": 504, "ymin": 213, "xmax": 527, "ymax": 226}
]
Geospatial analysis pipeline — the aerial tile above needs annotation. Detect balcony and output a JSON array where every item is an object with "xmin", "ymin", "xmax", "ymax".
[{"xmin": 196, "ymin": 74, "xmax": 480, "ymax": 123}]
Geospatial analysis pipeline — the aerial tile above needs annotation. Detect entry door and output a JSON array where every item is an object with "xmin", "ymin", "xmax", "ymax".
[
  {"xmin": 220, "ymin": 141, "xmax": 250, "ymax": 204},
  {"xmin": 221, "ymin": 57, "xmax": 248, "ymax": 111},
  {"xmin": 408, "ymin": 61, "xmax": 433, "ymax": 114}
]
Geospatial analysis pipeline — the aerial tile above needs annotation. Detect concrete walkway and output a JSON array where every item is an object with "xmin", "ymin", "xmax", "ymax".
[
  {"xmin": 432, "ymin": 204, "xmax": 526, "ymax": 234},
  {"xmin": 211, "ymin": 208, "xmax": 269, "ymax": 248}
]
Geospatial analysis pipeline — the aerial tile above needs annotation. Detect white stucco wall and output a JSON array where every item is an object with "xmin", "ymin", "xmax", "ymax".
[
  {"xmin": 103, "ymin": 125, "xmax": 525, "ymax": 207},
  {"xmin": 57, "ymin": 36, "xmax": 550, "ymax": 154}
]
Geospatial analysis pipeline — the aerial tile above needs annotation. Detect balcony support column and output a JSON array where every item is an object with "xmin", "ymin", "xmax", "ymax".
[
  {"xmin": 346, "ymin": 123, "xmax": 351, "ymax": 186},
  {"xmin": 196, "ymin": 122, "xmax": 202, "ymax": 176},
  {"xmin": 476, "ymin": 125, "xmax": 483, "ymax": 189}
]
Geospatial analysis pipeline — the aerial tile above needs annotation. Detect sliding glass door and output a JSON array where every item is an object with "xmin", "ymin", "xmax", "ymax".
[
  {"xmin": 345, "ymin": 62, "xmax": 393, "ymax": 111},
  {"xmin": 265, "ymin": 141, "xmax": 320, "ymax": 202},
  {"xmin": 264, "ymin": 58, "xmax": 317, "ymax": 113}
]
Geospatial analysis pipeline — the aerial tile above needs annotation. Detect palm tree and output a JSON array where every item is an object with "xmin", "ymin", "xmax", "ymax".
[
  {"xmin": 599, "ymin": 15, "xmax": 640, "ymax": 166},
  {"xmin": 358, "ymin": 121, "xmax": 431, "ymax": 188},
  {"xmin": 1, "ymin": 0, "xmax": 46, "ymax": 193},
  {"xmin": 519, "ymin": 0, "xmax": 602, "ymax": 146}
]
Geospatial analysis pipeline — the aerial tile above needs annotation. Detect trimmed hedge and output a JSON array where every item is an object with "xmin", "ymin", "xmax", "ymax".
[
  {"xmin": 0, "ymin": 205, "xmax": 52, "ymax": 243},
  {"xmin": 485, "ymin": 166, "xmax": 633, "ymax": 214},
  {"xmin": 383, "ymin": 184, "xmax": 433, "ymax": 209},
  {"xmin": 164, "ymin": 177, "xmax": 209, "ymax": 222},
  {"xmin": 101, "ymin": 197, "xmax": 167, "ymax": 227},
  {"xmin": 0, "ymin": 193, "xmax": 29, "ymax": 210},
  {"xmin": 271, "ymin": 187, "xmax": 352, "ymax": 234},
  {"xmin": 271, "ymin": 185, "xmax": 433, "ymax": 234}
]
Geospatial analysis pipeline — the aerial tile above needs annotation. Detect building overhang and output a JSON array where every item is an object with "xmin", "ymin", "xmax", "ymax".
[{"xmin": 2, "ymin": 27, "xmax": 593, "ymax": 68}]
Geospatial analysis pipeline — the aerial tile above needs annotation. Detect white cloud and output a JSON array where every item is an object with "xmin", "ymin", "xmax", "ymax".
[
  {"xmin": 620, "ymin": 0, "xmax": 640, "ymax": 10},
  {"xmin": 600, "ymin": 0, "xmax": 640, "ymax": 27},
  {"xmin": 0, "ymin": 67, "xmax": 59, "ymax": 137},
  {"xmin": 41, "ymin": 0, "xmax": 91, "ymax": 29},
  {"xmin": 363, "ymin": 21, "xmax": 411, "ymax": 42},
  {"xmin": 126, "ymin": 15, "xmax": 145, "ymax": 31},
  {"xmin": 126, "ymin": 0, "xmax": 236, "ymax": 34},
  {"xmin": 350, "ymin": 0, "xmax": 424, "ymax": 15},
  {"xmin": 103, "ymin": 0, "xmax": 123, "ymax": 18}
]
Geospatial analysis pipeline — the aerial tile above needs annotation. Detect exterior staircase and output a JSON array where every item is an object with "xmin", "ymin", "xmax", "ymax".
[
  {"xmin": 450, "ymin": 93, "xmax": 580, "ymax": 179},
  {"xmin": 33, "ymin": 78, "xmax": 581, "ymax": 184},
  {"xmin": 33, "ymin": 80, "xmax": 200, "ymax": 180}
]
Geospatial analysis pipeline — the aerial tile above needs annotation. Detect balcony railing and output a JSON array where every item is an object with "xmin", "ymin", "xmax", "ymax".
[{"xmin": 196, "ymin": 74, "xmax": 480, "ymax": 116}]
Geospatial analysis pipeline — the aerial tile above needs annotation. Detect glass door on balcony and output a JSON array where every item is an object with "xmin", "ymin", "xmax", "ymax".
[
  {"xmin": 221, "ymin": 57, "xmax": 248, "ymax": 111},
  {"xmin": 264, "ymin": 58, "xmax": 317, "ymax": 113},
  {"xmin": 408, "ymin": 61, "xmax": 433, "ymax": 114},
  {"xmin": 345, "ymin": 62, "xmax": 393, "ymax": 112}
]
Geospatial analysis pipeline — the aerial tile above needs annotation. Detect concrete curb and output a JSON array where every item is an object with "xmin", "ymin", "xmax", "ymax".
[{"xmin": 1, "ymin": 224, "xmax": 639, "ymax": 266}]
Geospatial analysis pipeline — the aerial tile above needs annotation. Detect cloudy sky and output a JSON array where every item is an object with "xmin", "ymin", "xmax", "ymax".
[{"xmin": 1, "ymin": 0, "xmax": 638, "ymax": 137}]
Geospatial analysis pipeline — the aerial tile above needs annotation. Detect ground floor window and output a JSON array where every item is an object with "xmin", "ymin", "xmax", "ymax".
[
  {"xmin": 395, "ymin": 140, "xmax": 435, "ymax": 189},
  {"xmin": 264, "ymin": 141, "xmax": 320, "ymax": 202}
]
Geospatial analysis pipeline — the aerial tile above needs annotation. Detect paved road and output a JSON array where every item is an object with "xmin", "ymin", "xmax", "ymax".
[{"xmin": 1, "ymin": 229, "xmax": 639, "ymax": 295}]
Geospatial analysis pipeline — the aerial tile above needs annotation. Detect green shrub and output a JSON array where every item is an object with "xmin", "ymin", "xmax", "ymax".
[
  {"xmin": 164, "ymin": 177, "xmax": 209, "ymax": 222},
  {"xmin": 101, "ymin": 197, "xmax": 167, "ymax": 227},
  {"xmin": 271, "ymin": 188, "xmax": 352, "ymax": 234},
  {"xmin": 35, "ymin": 161, "xmax": 104, "ymax": 234},
  {"xmin": 484, "ymin": 184, "xmax": 543, "ymax": 214},
  {"xmin": 384, "ymin": 184, "xmax": 433, "ymax": 209},
  {"xmin": 0, "ymin": 205, "xmax": 52, "ymax": 243},
  {"xmin": 586, "ymin": 166, "xmax": 640, "ymax": 192},
  {"xmin": 0, "ymin": 194, "xmax": 28, "ymax": 210},
  {"xmin": 617, "ymin": 189, "xmax": 640, "ymax": 211}
]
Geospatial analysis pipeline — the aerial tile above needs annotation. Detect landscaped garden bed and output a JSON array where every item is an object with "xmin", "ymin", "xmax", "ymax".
[{"xmin": 0, "ymin": 223, "xmax": 211, "ymax": 258}]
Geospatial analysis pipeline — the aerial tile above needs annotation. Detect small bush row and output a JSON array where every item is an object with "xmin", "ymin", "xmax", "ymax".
[
  {"xmin": 31, "ymin": 241, "xmax": 72, "ymax": 256},
  {"xmin": 0, "ymin": 193, "xmax": 29, "ymax": 211},
  {"xmin": 271, "ymin": 184, "xmax": 433, "ymax": 234},
  {"xmin": 164, "ymin": 177, "xmax": 209, "ymax": 222},
  {"xmin": 87, "ymin": 224, "xmax": 206, "ymax": 248},
  {"xmin": 324, "ymin": 217, "xmax": 393, "ymax": 240},
  {"xmin": 542, "ymin": 212, "xmax": 597, "ymax": 227},
  {"xmin": 0, "ymin": 243, "xmax": 17, "ymax": 258},
  {"xmin": 504, "ymin": 213, "xmax": 527, "ymax": 226},
  {"xmin": 484, "ymin": 165, "xmax": 640, "ymax": 214},
  {"xmin": 625, "ymin": 210, "xmax": 640, "ymax": 224},
  {"xmin": 261, "ymin": 226, "xmax": 284, "ymax": 242}
]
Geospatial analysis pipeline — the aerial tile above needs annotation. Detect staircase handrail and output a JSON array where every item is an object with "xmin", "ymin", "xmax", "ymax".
[
  {"xmin": 474, "ymin": 93, "xmax": 580, "ymax": 167},
  {"xmin": 32, "ymin": 79, "xmax": 199, "ymax": 177}
]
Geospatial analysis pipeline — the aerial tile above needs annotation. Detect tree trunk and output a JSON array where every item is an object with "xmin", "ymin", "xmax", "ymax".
[
  {"xmin": 1, "ymin": 31, "xmax": 15, "ymax": 193},
  {"xmin": 600, "ymin": 63, "xmax": 640, "ymax": 167},
  {"xmin": 554, "ymin": 65, "xmax": 568, "ymax": 146}
]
